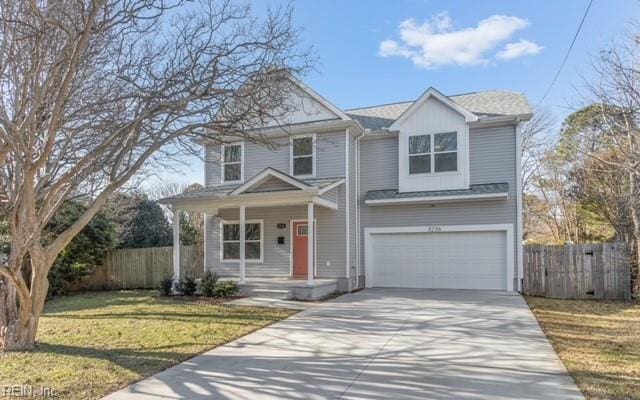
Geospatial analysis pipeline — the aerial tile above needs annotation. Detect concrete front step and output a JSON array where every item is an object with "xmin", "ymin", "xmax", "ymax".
[
  {"xmin": 247, "ymin": 288, "xmax": 292, "ymax": 299},
  {"xmin": 237, "ymin": 278, "xmax": 339, "ymax": 300}
]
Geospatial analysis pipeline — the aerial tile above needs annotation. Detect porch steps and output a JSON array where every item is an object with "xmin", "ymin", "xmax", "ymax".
[
  {"xmin": 247, "ymin": 288, "xmax": 292, "ymax": 299},
  {"xmin": 236, "ymin": 278, "xmax": 338, "ymax": 301}
]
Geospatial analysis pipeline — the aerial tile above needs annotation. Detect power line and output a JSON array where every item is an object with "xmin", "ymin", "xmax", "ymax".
[{"xmin": 537, "ymin": 0, "xmax": 594, "ymax": 106}]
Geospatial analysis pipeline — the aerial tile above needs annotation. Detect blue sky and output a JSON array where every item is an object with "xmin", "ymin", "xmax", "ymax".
[{"xmin": 153, "ymin": 0, "xmax": 639, "ymax": 187}]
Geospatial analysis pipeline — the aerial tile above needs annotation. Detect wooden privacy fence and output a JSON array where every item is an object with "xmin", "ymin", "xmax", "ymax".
[
  {"xmin": 69, "ymin": 245, "xmax": 204, "ymax": 291},
  {"xmin": 523, "ymin": 242, "xmax": 631, "ymax": 300}
]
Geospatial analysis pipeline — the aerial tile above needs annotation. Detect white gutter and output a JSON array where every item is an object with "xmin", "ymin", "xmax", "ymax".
[{"xmin": 470, "ymin": 114, "xmax": 533, "ymax": 127}]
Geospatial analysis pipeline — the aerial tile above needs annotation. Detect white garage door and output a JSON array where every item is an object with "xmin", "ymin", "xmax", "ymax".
[{"xmin": 368, "ymin": 230, "xmax": 508, "ymax": 290}]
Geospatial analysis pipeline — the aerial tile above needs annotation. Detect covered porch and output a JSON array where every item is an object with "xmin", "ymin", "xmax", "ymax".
[{"xmin": 159, "ymin": 168, "xmax": 345, "ymax": 298}]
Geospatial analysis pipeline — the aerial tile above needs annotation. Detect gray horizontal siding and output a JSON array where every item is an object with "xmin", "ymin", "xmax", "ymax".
[
  {"xmin": 204, "ymin": 130, "xmax": 346, "ymax": 187},
  {"xmin": 205, "ymin": 191, "xmax": 347, "ymax": 278},
  {"xmin": 358, "ymin": 125, "xmax": 518, "ymax": 285}
]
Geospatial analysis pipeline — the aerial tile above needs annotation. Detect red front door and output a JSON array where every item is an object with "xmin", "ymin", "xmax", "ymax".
[{"xmin": 292, "ymin": 221, "xmax": 309, "ymax": 278}]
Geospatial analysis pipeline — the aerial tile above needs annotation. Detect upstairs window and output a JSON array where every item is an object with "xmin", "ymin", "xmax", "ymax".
[
  {"xmin": 434, "ymin": 132, "xmax": 457, "ymax": 172},
  {"xmin": 409, "ymin": 134, "xmax": 431, "ymax": 174},
  {"xmin": 408, "ymin": 132, "xmax": 457, "ymax": 174},
  {"xmin": 291, "ymin": 135, "xmax": 314, "ymax": 176},
  {"xmin": 222, "ymin": 143, "xmax": 243, "ymax": 182}
]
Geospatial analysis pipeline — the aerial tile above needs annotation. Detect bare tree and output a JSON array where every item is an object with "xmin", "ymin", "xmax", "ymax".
[
  {"xmin": 521, "ymin": 107, "xmax": 556, "ymax": 193},
  {"xmin": 576, "ymin": 32, "xmax": 640, "ymax": 293},
  {"xmin": 0, "ymin": 0, "xmax": 311, "ymax": 350}
]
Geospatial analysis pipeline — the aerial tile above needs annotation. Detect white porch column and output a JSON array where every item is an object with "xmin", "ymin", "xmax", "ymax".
[
  {"xmin": 172, "ymin": 208, "xmax": 180, "ymax": 281},
  {"xmin": 239, "ymin": 205, "xmax": 246, "ymax": 284},
  {"xmin": 307, "ymin": 201, "xmax": 314, "ymax": 286}
]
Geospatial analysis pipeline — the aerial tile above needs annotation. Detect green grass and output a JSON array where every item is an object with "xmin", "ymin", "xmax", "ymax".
[
  {"xmin": 526, "ymin": 297, "xmax": 640, "ymax": 400},
  {"xmin": 0, "ymin": 291, "xmax": 296, "ymax": 400}
]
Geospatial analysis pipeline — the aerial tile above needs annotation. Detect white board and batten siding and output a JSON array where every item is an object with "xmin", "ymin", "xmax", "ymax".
[{"xmin": 397, "ymin": 96, "xmax": 470, "ymax": 192}]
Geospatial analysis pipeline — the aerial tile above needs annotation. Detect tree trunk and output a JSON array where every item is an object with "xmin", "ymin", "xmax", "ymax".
[
  {"xmin": 0, "ymin": 257, "xmax": 50, "ymax": 352},
  {"xmin": 629, "ymin": 171, "xmax": 640, "ymax": 296},
  {"xmin": 0, "ymin": 312, "xmax": 39, "ymax": 352}
]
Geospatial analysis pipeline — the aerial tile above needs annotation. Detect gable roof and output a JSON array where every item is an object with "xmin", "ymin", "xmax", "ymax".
[
  {"xmin": 286, "ymin": 74, "xmax": 351, "ymax": 122},
  {"xmin": 228, "ymin": 167, "xmax": 313, "ymax": 195},
  {"xmin": 389, "ymin": 87, "xmax": 478, "ymax": 130},
  {"xmin": 346, "ymin": 90, "xmax": 532, "ymax": 130}
]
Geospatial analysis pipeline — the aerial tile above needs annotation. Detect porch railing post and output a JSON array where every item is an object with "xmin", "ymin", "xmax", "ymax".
[
  {"xmin": 172, "ymin": 208, "xmax": 181, "ymax": 285},
  {"xmin": 239, "ymin": 205, "xmax": 246, "ymax": 284},
  {"xmin": 307, "ymin": 201, "xmax": 314, "ymax": 286}
]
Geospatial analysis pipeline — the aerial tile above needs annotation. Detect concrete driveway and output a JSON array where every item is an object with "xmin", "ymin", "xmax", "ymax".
[{"xmin": 104, "ymin": 289, "xmax": 583, "ymax": 400}]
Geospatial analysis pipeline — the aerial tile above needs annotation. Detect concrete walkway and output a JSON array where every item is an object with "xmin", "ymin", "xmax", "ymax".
[
  {"xmin": 104, "ymin": 289, "xmax": 584, "ymax": 400},
  {"xmin": 225, "ymin": 296, "xmax": 317, "ymax": 310}
]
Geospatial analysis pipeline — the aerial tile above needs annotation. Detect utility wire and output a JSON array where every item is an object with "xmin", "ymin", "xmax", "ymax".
[{"xmin": 537, "ymin": 0, "xmax": 594, "ymax": 106}]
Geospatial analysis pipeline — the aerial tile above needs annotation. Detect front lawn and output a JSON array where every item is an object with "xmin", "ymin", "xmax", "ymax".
[
  {"xmin": 526, "ymin": 297, "xmax": 640, "ymax": 400},
  {"xmin": 0, "ymin": 291, "xmax": 295, "ymax": 400}
]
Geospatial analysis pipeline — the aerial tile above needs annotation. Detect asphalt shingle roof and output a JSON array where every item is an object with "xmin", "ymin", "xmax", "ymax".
[
  {"xmin": 347, "ymin": 91, "xmax": 532, "ymax": 130},
  {"xmin": 365, "ymin": 182, "xmax": 509, "ymax": 202}
]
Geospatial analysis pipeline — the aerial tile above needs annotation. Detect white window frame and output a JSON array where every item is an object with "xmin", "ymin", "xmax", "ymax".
[
  {"xmin": 290, "ymin": 133, "xmax": 316, "ymax": 178},
  {"xmin": 221, "ymin": 142, "xmax": 244, "ymax": 184},
  {"xmin": 408, "ymin": 134, "xmax": 432, "ymax": 175},
  {"xmin": 433, "ymin": 131, "xmax": 458, "ymax": 173},
  {"xmin": 408, "ymin": 132, "xmax": 458, "ymax": 176},
  {"xmin": 219, "ymin": 219, "xmax": 264, "ymax": 263}
]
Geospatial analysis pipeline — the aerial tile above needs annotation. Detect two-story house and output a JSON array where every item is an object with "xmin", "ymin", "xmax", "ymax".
[{"xmin": 161, "ymin": 75, "xmax": 532, "ymax": 299}]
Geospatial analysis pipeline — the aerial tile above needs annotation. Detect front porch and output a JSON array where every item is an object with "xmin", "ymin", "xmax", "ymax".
[{"xmin": 159, "ymin": 168, "xmax": 350, "ymax": 298}]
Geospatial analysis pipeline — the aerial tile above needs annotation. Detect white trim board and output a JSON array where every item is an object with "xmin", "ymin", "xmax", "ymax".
[
  {"xmin": 317, "ymin": 179, "xmax": 345, "ymax": 195},
  {"xmin": 365, "ymin": 192, "xmax": 508, "ymax": 206},
  {"xmin": 364, "ymin": 224, "xmax": 515, "ymax": 291}
]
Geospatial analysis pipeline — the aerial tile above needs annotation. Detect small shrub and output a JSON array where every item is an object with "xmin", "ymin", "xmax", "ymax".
[
  {"xmin": 214, "ymin": 280, "xmax": 239, "ymax": 298},
  {"xmin": 158, "ymin": 275, "xmax": 174, "ymax": 296},
  {"xmin": 48, "ymin": 261, "xmax": 92, "ymax": 296},
  {"xmin": 176, "ymin": 274, "xmax": 198, "ymax": 296},
  {"xmin": 200, "ymin": 271, "xmax": 220, "ymax": 297}
]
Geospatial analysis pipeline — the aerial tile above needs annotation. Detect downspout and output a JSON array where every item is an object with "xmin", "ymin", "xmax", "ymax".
[
  {"xmin": 355, "ymin": 133, "xmax": 361, "ymax": 289},
  {"xmin": 345, "ymin": 128, "xmax": 351, "ymax": 289},
  {"xmin": 515, "ymin": 119, "xmax": 524, "ymax": 292}
]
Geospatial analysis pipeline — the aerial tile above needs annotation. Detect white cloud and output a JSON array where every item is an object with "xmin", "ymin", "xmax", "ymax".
[
  {"xmin": 379, "ymin": 12, "xmax": 542, "ymax": 68},
  {"xmin": 496, "ymin": 39, "xmax": 544, "ymax": 60}
]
